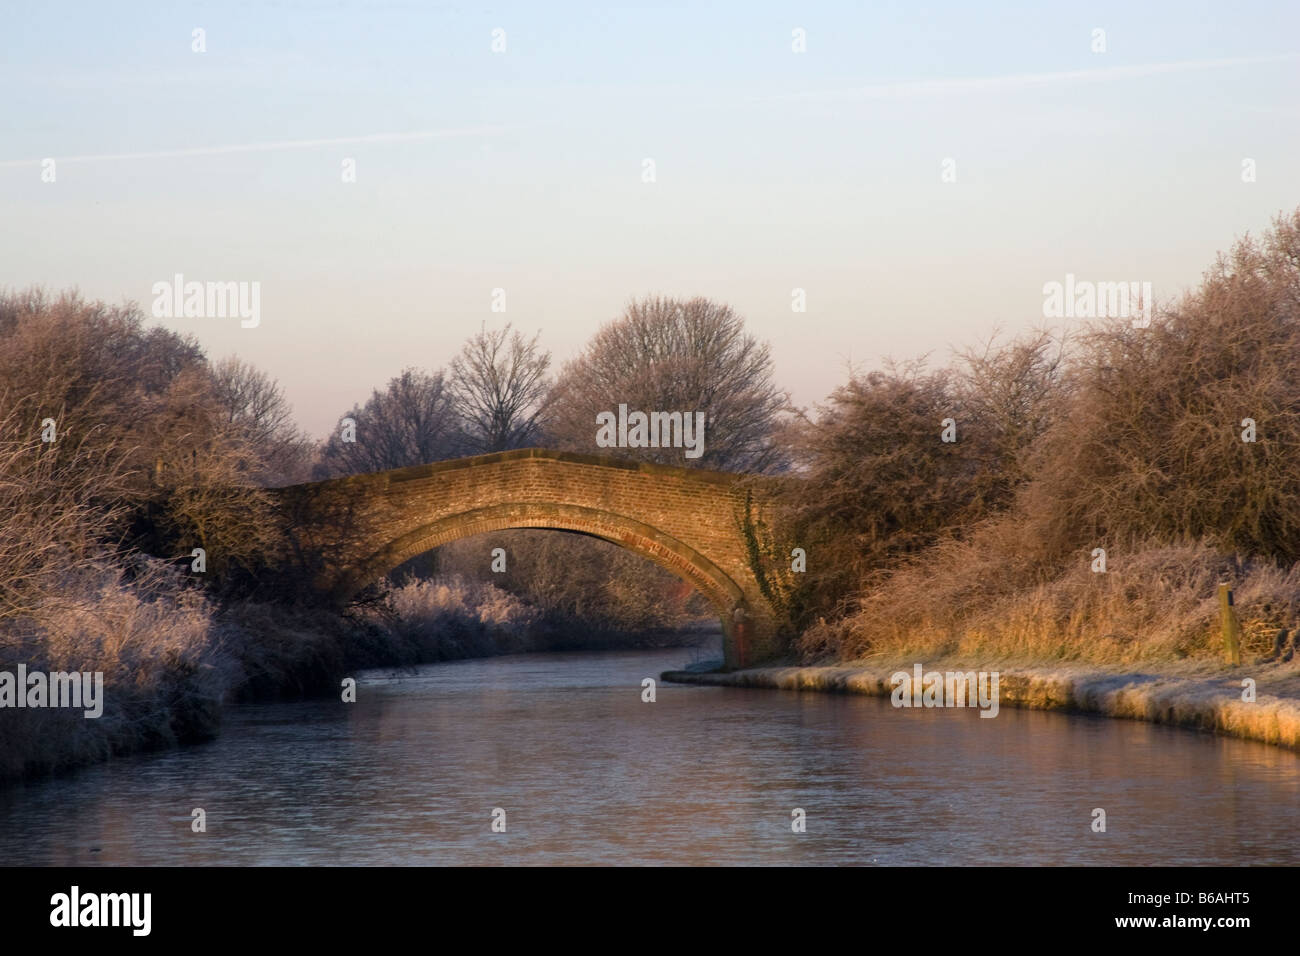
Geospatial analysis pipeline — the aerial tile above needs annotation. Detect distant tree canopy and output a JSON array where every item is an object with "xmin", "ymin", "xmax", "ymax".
[
  {"xmin": 314, "ymin": 368, "xmax": 463, "ymax": 477},
  {"xmin": 449, "ymin": 322, "xmax": 551, "ymax": 454},
  {"xmin": 211, "ymin": 356, "xmax": 315, "ymax": 486},
  {"xmin": 544, "ymin": 295, "xmax": 791, "ymax": 473},
  {"xmin": 317, "ymin": 298, "xmax": 792, "ymax": 478}
]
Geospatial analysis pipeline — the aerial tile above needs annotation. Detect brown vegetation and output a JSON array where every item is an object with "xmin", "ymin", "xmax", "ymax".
[
  {"xmin": 9, "ymin": 203, "xmax": 1300, "ymax": 778},
  {"xmin": 544, "ymin": 295, "xmax": 792, "ymax": 472},
  {"xmin": 788, "ymin": 207, "xmax": 1300, "ymax": 671}
]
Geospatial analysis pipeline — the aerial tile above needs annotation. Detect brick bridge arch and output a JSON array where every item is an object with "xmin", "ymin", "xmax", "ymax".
[{"xmin": 274, "ymin": 449, "xmax": 784, "ymax": 668}]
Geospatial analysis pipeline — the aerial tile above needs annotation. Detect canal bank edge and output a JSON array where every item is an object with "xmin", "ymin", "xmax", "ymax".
[{"xmin": 661, "ymin": 664, "xmax": 1300, "ymax": 752}]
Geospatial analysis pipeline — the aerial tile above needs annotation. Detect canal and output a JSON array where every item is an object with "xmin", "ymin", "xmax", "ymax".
[{"xmin": 2, "ymin": 645, "xmax": 1298, "ymax": 865}]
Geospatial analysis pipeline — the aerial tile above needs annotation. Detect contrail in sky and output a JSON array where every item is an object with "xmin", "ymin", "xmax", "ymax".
[
  {"xmin": 0, "ymin": 124, "xmax": 519, "ymax": 168},
  {"xmin": 4, "ymin": 54, "xmax": 1293, "ymax": 167},
  {"xmin": 770, "ymin": 54, "xmax": 1299, "ymax": 103}
]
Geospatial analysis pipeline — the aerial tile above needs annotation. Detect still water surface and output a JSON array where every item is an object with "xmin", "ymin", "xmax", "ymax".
[{"xmin": 3, "ymin": 645, "xmax": 1298, "ymax": 865}]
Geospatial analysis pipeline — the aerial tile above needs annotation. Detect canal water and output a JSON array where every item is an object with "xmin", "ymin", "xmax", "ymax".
[{"xmin": 2, "ymin": 645, "xmax": 1298, "ymax": 865}]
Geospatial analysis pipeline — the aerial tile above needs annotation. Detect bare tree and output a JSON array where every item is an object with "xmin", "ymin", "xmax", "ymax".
[
  {"xmin": 210, "ymin": 356, "xmax": 314, "ymax": 485},
  {"xmin": 315, "ymin": 368, "xmax": 463, "ymax": 477},
  {"xmin": 953, "ymin": 328, "xmax": 1068, "ymax": 510},
  {"xmin": 138, "ymin": 366, "xmax": 282, "ymax": 581},
  {"xmin": 1024, "ymin": 206, "xmax": 1300, "ymax": 563},
  {"xmin": 211, "ymin": 357, "xmax": 294, "ymax": 445},
  {"xmin": 0, "ymin": 289, "xmax": 283, "ymax": 591},
  {"xmin": 0, "ymin": 402, "xmax": 127, "ymax": 620},
  {"xmin": 449, "ymin": 323, "xmax": 551, "ymax": 453},
  {"xmin": 544, "ymin": 296, "xmax": 791, "ymax": 472}
]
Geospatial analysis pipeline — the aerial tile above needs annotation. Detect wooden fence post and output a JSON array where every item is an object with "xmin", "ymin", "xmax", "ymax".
[{"xmin": 1218, "ymin": 582, "xmax": 1242, "ymax": 667}]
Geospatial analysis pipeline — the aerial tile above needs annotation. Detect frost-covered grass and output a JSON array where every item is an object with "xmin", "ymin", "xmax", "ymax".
[{"xmin": 0, "ymin": 559, "xmax": 232, "ymax": 782}]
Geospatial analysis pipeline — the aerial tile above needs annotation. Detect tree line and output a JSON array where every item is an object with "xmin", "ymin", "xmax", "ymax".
[
  {"xmin": 4, "ymin": 204, "xmax": 1300, "ymax": 676},
  {"xmin": 313, "ymin": 295, "xmax": 792, "ymax": 480}
]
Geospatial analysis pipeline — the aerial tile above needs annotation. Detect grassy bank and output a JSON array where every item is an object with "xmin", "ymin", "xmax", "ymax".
[
  {"xmin": 702, "ymin": 540, "xmax": 1300, "ymax": 752},
  {"xmin": 663, "ymin": 654, "xmax": 1300, "ymax": 751},
  {"xmin": 799, "ymin": 542, "xmax": 1300, "ymax": 669}
]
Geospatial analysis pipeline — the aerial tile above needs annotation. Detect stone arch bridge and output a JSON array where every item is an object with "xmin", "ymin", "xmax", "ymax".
[{"xmin": 272, "ymin": 449, "xmax": 786, "ymax": 668}]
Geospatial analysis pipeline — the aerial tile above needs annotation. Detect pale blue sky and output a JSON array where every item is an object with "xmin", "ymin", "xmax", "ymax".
[{"xmin": 3, "ymin": 1, "xmax": 1298, "ymax": 436}]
